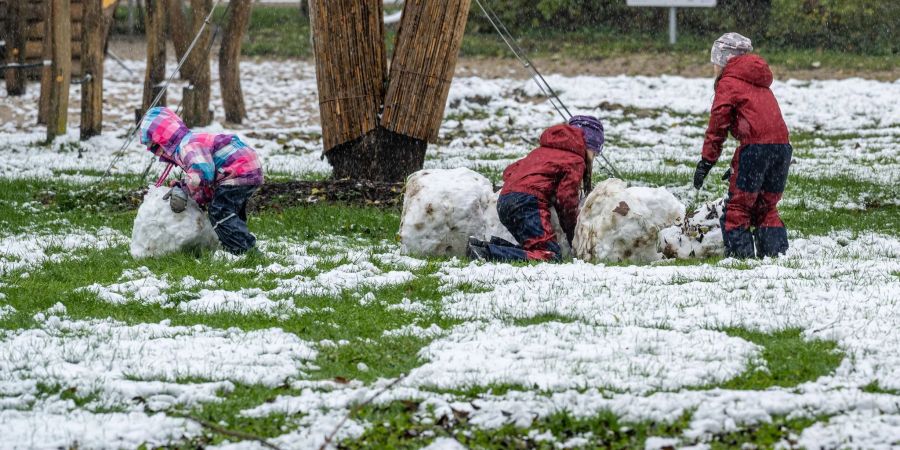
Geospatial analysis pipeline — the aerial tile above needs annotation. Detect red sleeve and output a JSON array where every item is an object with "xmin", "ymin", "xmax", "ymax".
[
  {"xmin": 701, "ymin": 80, "xmax": 736, "ymax": 163},
  {"xmin": 555, "ymin": 159, "xmax": 585, "ymax": 243}
]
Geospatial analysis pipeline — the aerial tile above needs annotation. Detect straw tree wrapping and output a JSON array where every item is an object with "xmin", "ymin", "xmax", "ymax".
[
  {"xmin": 381, "ymin": 0, "xmax": 472, "ymax": 143},
  {"xmin": 309, "ymin": 0, "xmax": 387, "ymax": 151}
]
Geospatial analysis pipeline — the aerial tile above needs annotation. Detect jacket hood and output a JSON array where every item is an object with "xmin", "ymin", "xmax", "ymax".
[
  {"xmin": 539, "ymin": 124, "xmax": 586, "ymax": 158},
  {"xmin": 722, "ymin": 54, "xmax": 773, "ymax": 88},
  {"xmin": 139, "ymin": 107, "xmax": 191, "ymax": 163}
]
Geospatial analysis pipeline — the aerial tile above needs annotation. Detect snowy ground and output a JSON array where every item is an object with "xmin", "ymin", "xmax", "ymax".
[{"xmin": 0, "ymin": 58, "xmax": 898, "ymax": 449}]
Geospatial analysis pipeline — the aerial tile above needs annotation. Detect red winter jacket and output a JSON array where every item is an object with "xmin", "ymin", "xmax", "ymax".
[
  {"xmin": 501, "ymin": 124, "xmax": 587, "ymax": 241},
  {"xmin": 702, "ymin": 54, "xmax": 790, "ymax": 163}
]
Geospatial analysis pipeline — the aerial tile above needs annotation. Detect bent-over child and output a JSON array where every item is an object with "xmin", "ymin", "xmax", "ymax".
[
  {"xmin": 467, "ymin": 115, "xmax": 604, "ymax": 262},
  {"xmin": 140, "ymin": 107, "xmax": 264, "ymax": 255}
]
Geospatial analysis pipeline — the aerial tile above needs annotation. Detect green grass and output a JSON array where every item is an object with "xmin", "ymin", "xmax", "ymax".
[{"xmin": 717, "ymin": 328, "xmax": 843, "ymax": 391}]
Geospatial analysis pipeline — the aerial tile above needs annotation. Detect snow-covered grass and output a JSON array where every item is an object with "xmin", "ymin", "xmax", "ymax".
[{"xmin": 0, "ymin": 58, "xmax": 898, "ymax": 448}]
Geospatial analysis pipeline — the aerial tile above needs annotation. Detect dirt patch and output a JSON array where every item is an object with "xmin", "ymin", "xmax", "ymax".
[
  {"xmin": 248, "ymin": 179, "xmax": 405, "ymax": 212},
  {"xmin": 454, "ymin": 54, "xmax": 900, "ymax": 82}
]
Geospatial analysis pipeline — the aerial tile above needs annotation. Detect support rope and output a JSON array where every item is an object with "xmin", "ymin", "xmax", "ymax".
[
  {"xmin": 102, "ymin": 0, "xmax": 224, "ymax": 180},
  {"xmin": 472, "ymin": 0, "xmax": 624, "ymax": 180}
]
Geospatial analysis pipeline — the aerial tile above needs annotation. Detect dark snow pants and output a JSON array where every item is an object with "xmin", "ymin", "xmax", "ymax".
[
  {"xmin": 722, "ymin": 144, "xmax": 792, "ymax": 258},
  {"xmin": 485, "ymin": 192, "xmax": 561, "ymax": 262},
  {"xmin": 208, "ymin": 185, "xmax": 259, "ymax": 255}
]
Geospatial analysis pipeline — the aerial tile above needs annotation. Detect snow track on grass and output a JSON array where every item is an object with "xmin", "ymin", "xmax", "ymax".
[
  {"xmin": 0, "ymin": 227, "xmax": 126, "ymax": 277},
  {"xmin": 409, "ymin": 322, "xmax": 760, "ymax": 393}
]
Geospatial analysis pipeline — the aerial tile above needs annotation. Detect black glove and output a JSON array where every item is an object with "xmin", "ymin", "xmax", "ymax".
[
  {"xmin": 693, "ymin": 159, "xmax": 715, "ymax": 189},
  {"xmin": 162, "ymin": 186, "xmax": 188, "ymax": 213}
]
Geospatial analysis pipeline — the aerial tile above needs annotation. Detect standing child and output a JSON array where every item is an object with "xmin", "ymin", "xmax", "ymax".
[
  {"xmin": 467, "ymin": 115, "xmax": 604, "ymax": 262},
  {"xmin": 140, "ymin": 107, "xmax": 264, "ymax": 255},
  {"xmin": 693, "ymin": 33, "xmax": 792, "ymax": 258}
]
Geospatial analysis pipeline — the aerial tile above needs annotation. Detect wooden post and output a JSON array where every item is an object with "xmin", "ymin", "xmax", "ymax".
[
  {"xmin": 218, "ymin": 0, "xmax": 250, "ymax": 124},
  {"xmin": 140, "ymin": 0, "xmax": 165, "ymax": 115},
  {"xmin": 4, "ymin": 0, "xmax": 28, "ymax": 96},
  {"xmin": 182, "ymin": 0, "xmax": 212, "ymax": 127},
  {"xmin": 80, "ymin": 0, "xmax": 103, "ymax": 139},
  {"xmin": 45, "ymin": 0, "xmax": 71, "ymax": 141},
  {"xmin": 38, "ymin": 0, "xmax": 52, "ymax": 124}
]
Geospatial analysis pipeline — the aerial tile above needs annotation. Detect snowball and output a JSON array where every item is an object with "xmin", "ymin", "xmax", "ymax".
[
  {"xmin": 572, "ymin": 179, "xmax": 684, "ymax": 262},
  {"xmin": 484, "ymin": 191, "xmax": 571, "ymax": 258},
  {"xmin": 399, "ymin": 168, "xmax": 494, "ymax": 257},
  {"xmin": 659, "ymin": 198, "xmax": 726, "ymax": 259},
  {"xmin": 130, "ymin": 186, "xmax": 219, "ymax": 259}
]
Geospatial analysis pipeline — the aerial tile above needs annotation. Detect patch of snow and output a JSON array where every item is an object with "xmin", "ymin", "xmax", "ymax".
[
  {"xmin": 272, "ymin": 261, "xmax": 415, "ymax": 297},
  {"xmin": 797, "ymin": 411, "xmax": 900, "ymax": 450},
  {"xmin": 0, "ymin": 318, "xmax": 318, "ymax": 411},
  {"xmin": 130, "ymin": 186, "xmax": 219, "ymax": 259},
  {"xmin": 0, "ymin": 227, "xmax": 127, "ymax": 276},
  {"xmin": 422, "ymin": 437, "xmax": 468, "ymax": 450},
  {"xmin": 0, "ymin": 409, "xmax": 201, "ymax": 450},
  {"xmin": 386, "ymin": 298, "xmax": 433, "ymax": 315},
  {"xmin": 409, "ymin": 322, "xmax": 760, "ymax": 393},
  {"xmin": 383, "ymin": 323, "xmax": 445, "ymax": 340}
]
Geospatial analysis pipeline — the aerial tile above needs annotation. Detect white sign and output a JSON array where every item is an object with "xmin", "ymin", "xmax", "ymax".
[{"xmin": 627, "ymin": 0, "xmax": 716, "ymax": 7}]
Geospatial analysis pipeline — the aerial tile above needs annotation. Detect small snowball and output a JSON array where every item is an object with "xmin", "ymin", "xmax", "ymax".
[{"xmin": 659, "ymin": 198, "xmax": 726, "ymax": 259}]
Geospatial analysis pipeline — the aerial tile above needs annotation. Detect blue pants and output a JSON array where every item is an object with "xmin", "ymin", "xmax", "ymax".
[
  {"xmin": 722, "ymin": 144, "xmax": 792, "ymax": 258},
  {"xmin": 485, "ymin": 192, "xmax": 561, "ymax": 262},
  {"xmin": 208, "ymin": 185, "xmax": 258, "ymax": 255}
]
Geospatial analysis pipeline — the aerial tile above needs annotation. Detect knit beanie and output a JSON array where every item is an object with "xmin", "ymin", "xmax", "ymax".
[
  {"xmin": 568, "ymin": 115, "xmax": 604, "ymax": 153},
  {"xmin": 711, "ymin": 32, "xmax": 753, "ymax": 67}
]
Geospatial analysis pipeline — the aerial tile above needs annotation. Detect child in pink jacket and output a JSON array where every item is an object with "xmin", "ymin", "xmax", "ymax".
[{"xmin": 140, "ymin": 107, "xmax": 264, "ymax": 254}]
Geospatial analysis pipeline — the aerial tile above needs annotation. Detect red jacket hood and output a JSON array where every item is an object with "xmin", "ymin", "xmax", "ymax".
[
  {"xmin": 722, "ymin": 54, "xmax": 774, "ymax": 88},
  {"xmin": 539, "ymin": 124, "xmax": 586, "ymax": 159}
]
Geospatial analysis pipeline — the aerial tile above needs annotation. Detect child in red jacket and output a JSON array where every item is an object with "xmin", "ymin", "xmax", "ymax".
[
  {"xmin": 693, "ymin": 33, "xmax": 792, "ymax": 258},
  {"xmin": 467, "ymin": 116, "xmax": 604, "ymax": 262}
]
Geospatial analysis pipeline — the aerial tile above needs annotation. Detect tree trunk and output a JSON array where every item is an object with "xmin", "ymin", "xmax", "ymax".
[
  {"xmin": 382, "ymin": 0, "xmax": 471, "ymax": 142},
  {"xmin": 46, "ymin": 0, "xmax": 72, "ymax": 141},
  {"xmin": 167, "ymin": 0, "xmax": 190, "ymax": 77},
  {"xmin": 182, "ymin": 0, "xmax": 212, "ymax": 127},
  {"xmin": 141, "ymin": 0, "xmax": 166, "ymax": 113},
  {"xmin": 80, "ymin": 0, "xmax": 104, "ymax": 139},
  {"xmin": 311, "ymin": 0, "xmax": 471, "ymax": 182},
  {"xmin": 4, "ymin": 0, "xmax": 28, "ymax": 96},
  {"xmin": 218, "ymin": 0, "xmax": 250, "ymax": 124}
]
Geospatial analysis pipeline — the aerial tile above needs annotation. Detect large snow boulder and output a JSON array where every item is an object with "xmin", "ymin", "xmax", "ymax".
[
  {"xmin": 131, "ymin": 186, "xmax": 219, "ymax": 259},
  {"xmin": 483, "ymin": 191, "xmax": 572, "ymax": 258},
  {"xmin": 399, "ymin": 168, "xmax": 494, "ymax": 257},
  {"xmin": 659, "ymin": 198, "xmax": 726, "ymax": 259},
  {"xmin": 572, "ymin": 179, "xmax": 684, "ymax": 263}
]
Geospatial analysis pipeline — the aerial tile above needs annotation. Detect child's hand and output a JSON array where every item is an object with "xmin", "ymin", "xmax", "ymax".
[{"xmin": 163, "ymin": 186, "xmax": 188, "ymax": 213}]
